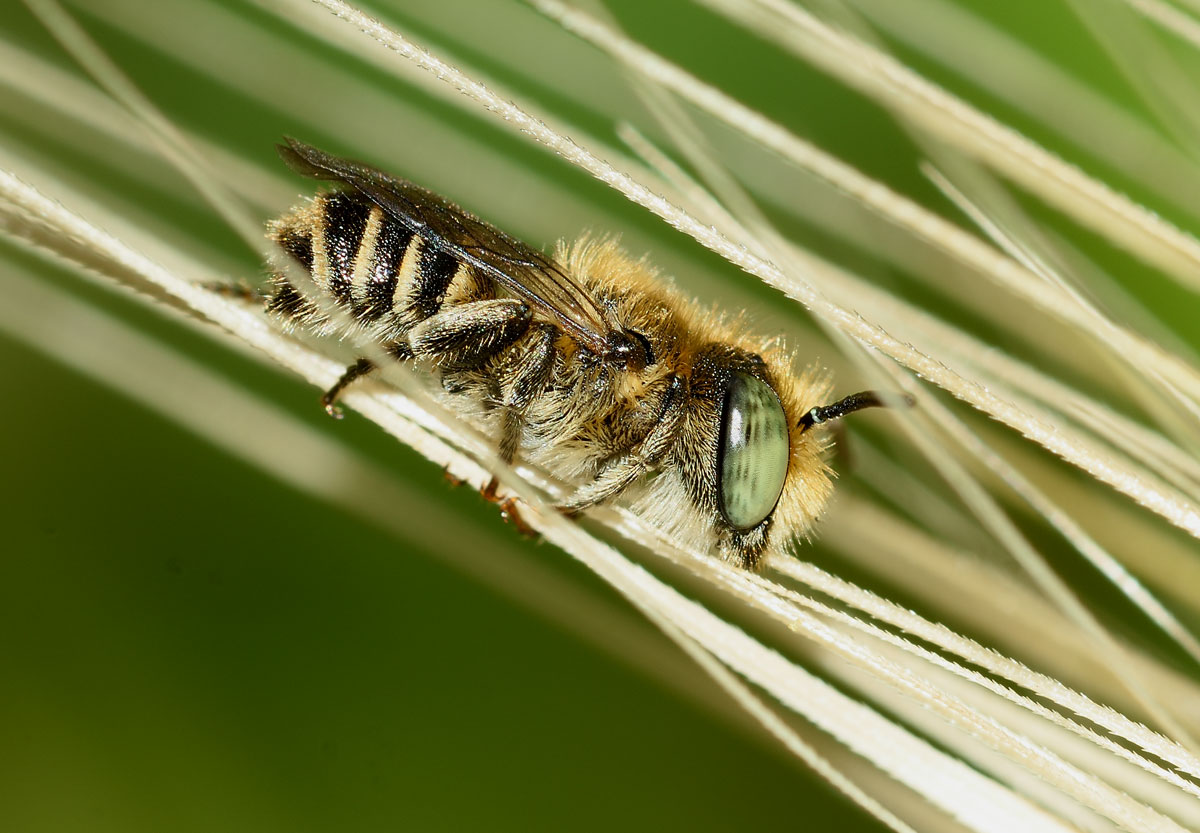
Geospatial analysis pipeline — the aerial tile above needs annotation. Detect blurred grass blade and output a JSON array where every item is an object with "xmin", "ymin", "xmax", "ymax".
[{"xmin": 696, "ymin": 0, "xmax": 1200, "ymax": 292}]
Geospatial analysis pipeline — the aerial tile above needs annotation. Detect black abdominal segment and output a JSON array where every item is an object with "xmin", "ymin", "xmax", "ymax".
[
  {"xmin": 413, "ymin": 246, "xmax": 460, "ymax": 319},
  {"xmin": 267, "ymin": 189, "xmax": 544, "ymax": 402},
  {"xmin": 321, "ymin": 191, "xmax": 371, "ymax": 306},
  {"xmin": 357, "ymin": 220, "xmax": 412, "ymax": 321},
  {"xmin": 277, "ymin": 226, "xmax": 314, "ymax": 271}
]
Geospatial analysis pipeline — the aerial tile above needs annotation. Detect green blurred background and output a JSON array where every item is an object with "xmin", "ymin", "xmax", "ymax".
[{"xmin": 3, "ymin": 0, "xmax": 1199, "ymax": 830}]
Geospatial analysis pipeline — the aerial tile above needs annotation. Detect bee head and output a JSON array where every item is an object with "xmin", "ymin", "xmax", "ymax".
[
  {"xmin": 686, "ymin": 345, "xmax": 796, "ymax": 562},
  {"xmin": 718, "ymin": 374, "xmax": 913, "ymax": 567},
  {"xmin": 683, "ymin": 344, "xmax": 906, "ymax": 570}
]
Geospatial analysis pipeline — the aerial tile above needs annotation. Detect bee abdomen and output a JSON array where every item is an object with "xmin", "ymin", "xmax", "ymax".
[{"xmin": 269, "ymin": 191, "xmax": 483, "ymax": 335}]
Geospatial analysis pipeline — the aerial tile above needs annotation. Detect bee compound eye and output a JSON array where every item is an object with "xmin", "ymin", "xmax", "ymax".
[{"xmin": 717, "ymin": 373, "xmax": 790, "ymax": 530}]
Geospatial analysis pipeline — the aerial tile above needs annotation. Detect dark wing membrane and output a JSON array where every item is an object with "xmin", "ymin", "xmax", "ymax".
[{"xmin": 277, "ymin": 138, "xmax": 619, "ymax": 355}]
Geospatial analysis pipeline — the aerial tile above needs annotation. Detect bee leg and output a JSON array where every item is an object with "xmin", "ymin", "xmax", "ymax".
[
  {"xmin": 407, "ymin": 299, "xmax": 532, "ymax": 366},
  {"xmin": 408, "ymin": 301, "xmax": 546, "ymax": 535},
  {"xmin": 202, "ymin": 280, "xmax": 270, "ymax": 303},
  {"xmin": 497, "ymin": 324, "xmax": 558, "ymax": 465},
  {"xmin": 499, "ymin": 497, "xmax": 536, "ymax": 538},
  {"xmin": 480, "ymin": 477, "xmax": 536, "ymax": 538},
  {"xmin": 265, "ymin": 281, "xmax": 313, "ymax": 319},
  {"xmin": 321, "ymin": 358, "xmax": 375, "ymax": 419},
  {"xmin": 480, "ymin": 476, "xmax": 500, "ymax": 501},
  {"xmin": 476, "ymin": 324, "xmax": 557, "ymax": 539},
  {"xmin": 558, "ymin": 374, "xmax": 689, "ymax": 513}
]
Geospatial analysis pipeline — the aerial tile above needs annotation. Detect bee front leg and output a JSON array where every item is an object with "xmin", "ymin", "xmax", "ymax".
[{"xmin": 559, "ymin": 374, "xmax": 688, "ymax": 514}]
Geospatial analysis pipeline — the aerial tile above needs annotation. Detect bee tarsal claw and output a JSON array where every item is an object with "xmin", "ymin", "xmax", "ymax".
[
  {"xmin": 499, "ymin": 497, "xmax": 537, "ymax": 539},
  {"xmin": 477, "ymin": 477, "xmax": 536, "ymax": 537}
]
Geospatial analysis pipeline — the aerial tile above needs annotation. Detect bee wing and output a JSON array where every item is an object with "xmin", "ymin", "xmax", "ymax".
[{"xmin": 277, "ymin": 138, "xmax": 619, "ymax": 355}]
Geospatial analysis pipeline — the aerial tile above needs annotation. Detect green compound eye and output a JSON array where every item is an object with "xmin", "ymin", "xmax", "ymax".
[{"xmin": 718, "ymin": 373, "xmax": 790, "ymax": 530}]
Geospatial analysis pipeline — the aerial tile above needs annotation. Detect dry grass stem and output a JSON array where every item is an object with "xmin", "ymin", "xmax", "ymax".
[
  {"xmin": 7, "ymin": 147, "xmax": 1187, "ymax": 830},
  {"xmin": 697, "ymin": 0, "xmax": 1200, "ymax": 293}
]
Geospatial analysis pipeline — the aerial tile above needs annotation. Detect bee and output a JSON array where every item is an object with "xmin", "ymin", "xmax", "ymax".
[{"xmin": 264, "ymin": 138, "xmax": 896, "ymax": 570}]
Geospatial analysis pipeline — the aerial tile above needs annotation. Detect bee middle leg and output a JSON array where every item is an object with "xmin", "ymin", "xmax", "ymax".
[
  {"xmin": 479, "ymin": 476, "xmax": 537, "ymax": 537},
  {"xmin": 496, "ymin": 324, "xmax": 559, "ymax": 464},
  {"xmin": 474, "ymin": 324, "xmax": 560, "ymax": 537},
  {"xmin": 559, "ymin": 374, "xmax": 688, "ymax": 514},
  {"xmin": 408, "ymin": 299, "xmax": 547, "ymax": 533}
]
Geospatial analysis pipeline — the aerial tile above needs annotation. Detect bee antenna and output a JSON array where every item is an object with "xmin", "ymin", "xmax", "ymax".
[{"xmin": 798, "ymin": 390, "xmax": 914, "ymax": 431}]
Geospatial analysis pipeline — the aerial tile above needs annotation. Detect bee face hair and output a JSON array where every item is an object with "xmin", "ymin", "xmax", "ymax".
[{"xmin": 559, "ymin": 237, "xmax": 835, "ymax": 571}]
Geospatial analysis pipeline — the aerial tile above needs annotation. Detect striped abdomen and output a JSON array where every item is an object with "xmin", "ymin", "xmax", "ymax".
[{"xmin": 267, "ymin": 190, "xmax": 484, "ymax": 338}]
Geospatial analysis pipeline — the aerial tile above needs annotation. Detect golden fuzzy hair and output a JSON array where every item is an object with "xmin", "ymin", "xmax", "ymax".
[{"xmin": 554, "ymin": 238, "xmax": 836, "ymax": 567}]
